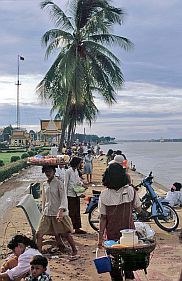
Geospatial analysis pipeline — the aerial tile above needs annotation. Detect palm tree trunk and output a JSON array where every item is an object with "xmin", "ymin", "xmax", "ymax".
[
  {"xmin": 58, "ymin": 92, "xmax": 72, "ymax": 152},
  {"xmin": 67, "ymin": 122, "xmax": 72, "ymax": 146},
  {"xmin": 70, "ymin": 125, "xmax": 76, "ymax": 144}
]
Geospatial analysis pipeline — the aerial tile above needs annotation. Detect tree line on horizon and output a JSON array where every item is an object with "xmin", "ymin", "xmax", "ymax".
[
  {"xmin": 0, "ymin": 125, "xmax": 116, "ymax": 148},
  {"xmin": 36, "ymin": 0, "xmax": 132, "ymax": 151}
]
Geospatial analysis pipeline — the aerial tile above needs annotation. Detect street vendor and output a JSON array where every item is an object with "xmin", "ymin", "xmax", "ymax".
[
  {"xmin": 98, "ymin": 162, "xmax": 142, "ymax": 281},
  {"xmin": 36, "ymin": 165, "xmax": 78, "ymax": 259}
]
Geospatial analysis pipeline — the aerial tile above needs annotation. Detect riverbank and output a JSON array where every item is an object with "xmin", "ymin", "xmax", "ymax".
[{"xmin": 0, "ymin": 158, "xmax": 182, "ymax": 281}]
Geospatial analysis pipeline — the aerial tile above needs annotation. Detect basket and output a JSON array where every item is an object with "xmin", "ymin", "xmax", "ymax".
[
  {"xmin": 104, "ymin": 240, "xmax": 156, "ymax": 272},
  {"xmin": 27, "ymin": 156, "xmax": 68, "ymax": 166}
]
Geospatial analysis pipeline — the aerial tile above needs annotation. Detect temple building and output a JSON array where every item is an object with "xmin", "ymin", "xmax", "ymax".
[{"xmin": 40, "ymin": 120, "xmax": 62, "ymax": 145}]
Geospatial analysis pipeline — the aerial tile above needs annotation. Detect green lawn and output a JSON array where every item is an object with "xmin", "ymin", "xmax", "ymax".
[{"xmin": 0, "ymin": 152, "xmax": 23, "ymax": 164}]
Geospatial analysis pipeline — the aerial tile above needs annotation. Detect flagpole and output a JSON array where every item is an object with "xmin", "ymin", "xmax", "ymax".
[
  {"xmin": 16, "ymin": 55, "xmax": 21, "ymax": 129},
  {"xmin": 16, "ymin": 55, "xmax": 24, "ymax": 129}
]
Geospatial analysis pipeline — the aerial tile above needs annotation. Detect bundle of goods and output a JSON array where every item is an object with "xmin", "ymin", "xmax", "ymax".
[
  {"xmin": 103, "ymin": 228, "xmax": 156, "ymax": 274},
  {"xmin": 27, "ymin": 155, "xmax": 68, "ymax": 166}
]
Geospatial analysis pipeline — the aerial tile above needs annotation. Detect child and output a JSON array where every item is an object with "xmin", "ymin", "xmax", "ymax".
[{"xmin": 25, "ymin": 255, "xmax": 52, "ymax": 281}]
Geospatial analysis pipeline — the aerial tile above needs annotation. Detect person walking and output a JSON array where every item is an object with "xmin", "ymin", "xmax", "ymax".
[
  {"xmin": 84, "ymin": 150, "xmax": 93, "ymax": 184},
  {"xmin": 98, "ymin": 162, "xmax": 142, "ymax": 281},
  {"xmin": 50, "ymin": 144, "xmax": 58, "ymax": 156},
  {"xmin": 36, "ymin": 165, "xmax": 78, "ymax": 258},
  {"xmin": 55, "ymin": 161, "xmax": 66, "ymax": 185},
  {"xmin": 64, "ymin": 157, "xmax": 87, "ymax": 234}
]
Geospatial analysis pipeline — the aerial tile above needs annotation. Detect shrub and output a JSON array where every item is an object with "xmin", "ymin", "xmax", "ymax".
[
  {"xmin": 0, "ymin": 160, "xmax": 4, "ymax": 167},
  {"xmin": 0, "ymin": 160, "xmax": 29, "ymax": 183},
  {"xmin": 27, "ymin": 150, "xmax": 34, "ymax": 156},
  {"xmin": 40, "ymin": 150, "xmax": 49, "ymax": 156},
  {"xmin": 11, "ymin": 156, "xmax": 20, "ymax": 162},
  {"xmin": 21, "ymin": 153, "xmax": 29, "ymax": 159}
]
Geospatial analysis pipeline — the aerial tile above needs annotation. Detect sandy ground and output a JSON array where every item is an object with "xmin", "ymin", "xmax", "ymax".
[{"xmin": 0, "ymin": 158, "xmax": 182, "ymax": 281}]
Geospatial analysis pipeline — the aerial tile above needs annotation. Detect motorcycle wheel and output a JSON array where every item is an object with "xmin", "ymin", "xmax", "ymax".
[
  {"xmin": 154, "ymin": 203, "xmax": 179, "ymax": 232},
  {"xmin": 88, "ymin": 205, "xmax": 99, "ymax": 231}
]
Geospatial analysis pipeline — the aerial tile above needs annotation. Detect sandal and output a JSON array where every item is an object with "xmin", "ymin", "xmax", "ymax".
[{"xmin": 69, "ymin": 254, "xmax": 80, "ymax": 261}]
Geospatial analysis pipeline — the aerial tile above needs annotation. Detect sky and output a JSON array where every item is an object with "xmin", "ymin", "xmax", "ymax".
[{"xmin": 0, "ymin": 0, "xmax": 182, "ymax": 140}]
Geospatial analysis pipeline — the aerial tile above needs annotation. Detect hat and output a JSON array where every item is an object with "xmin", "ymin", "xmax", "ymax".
[{"xmin": 113, "ymin": 155, "xmax": 125, "ymax": 164}]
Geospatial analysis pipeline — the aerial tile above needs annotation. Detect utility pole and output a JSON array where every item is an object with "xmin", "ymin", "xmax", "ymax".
[{"xmin": 16, "ymin": 55, "xmax": 24, "ymax": 129}]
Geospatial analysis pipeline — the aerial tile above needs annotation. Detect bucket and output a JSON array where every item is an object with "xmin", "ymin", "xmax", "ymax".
[{"xmin": 93, "ymin": 248, "xmax": 112, "ymax": 274}]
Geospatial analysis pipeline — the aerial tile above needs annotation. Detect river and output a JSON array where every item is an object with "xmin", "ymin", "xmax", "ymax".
[{"xmin": 101, "ymin": 142, "xmax": 182, "ymax": 189}]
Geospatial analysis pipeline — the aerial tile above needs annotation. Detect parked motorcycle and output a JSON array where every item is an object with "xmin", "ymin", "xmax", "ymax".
[
  {"xmin": 84, "ymin": 190, "xmax": 100, "ymax": 231},
  {"xmin": 85, "ymin": 172, "xmax": 179, "ymax": 232}
]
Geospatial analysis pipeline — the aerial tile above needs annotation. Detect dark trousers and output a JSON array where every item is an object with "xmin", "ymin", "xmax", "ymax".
[{"xmin": 67, "ymin": 196, "xmax": 81, "ymax": 229}]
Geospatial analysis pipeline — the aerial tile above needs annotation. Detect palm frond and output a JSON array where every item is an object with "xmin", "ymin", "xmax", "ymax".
[
  {"xmin": 89, "ymin": 34, "xmax": 133, "ymax": 51},
  {"xmin": 40, "ymin": 0, "xmax": 74, "ymax": 31},
  {"xmin": 83, "ymin": 40, "xmax": 120, "ymax": 64},
  {"xmin": 80, "ymin": 2, "xmax": 125, "ymax": 35},
  {"xmin": 41, "ymin": 29, "xmax": 73, "ymax": 48}
]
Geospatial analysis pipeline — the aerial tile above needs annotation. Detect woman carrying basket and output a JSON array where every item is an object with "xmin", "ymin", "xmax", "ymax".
[{"xmin": 98, "ymin": 162, "xmax": 142, "ymax": 281}]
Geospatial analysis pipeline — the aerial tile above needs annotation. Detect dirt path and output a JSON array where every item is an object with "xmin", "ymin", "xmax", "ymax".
[{"xmin": 0, "ymin": 158, "xmax": 182, "ymax": 281}]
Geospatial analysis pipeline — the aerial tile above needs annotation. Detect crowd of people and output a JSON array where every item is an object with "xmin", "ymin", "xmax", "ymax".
[
  {"xmin": 0, "ymin": 142, "xmax": 98, "ymax": 280},
  {"xmin": 0, "ymin": 144, "xmax": 182, "ymax": 281}
]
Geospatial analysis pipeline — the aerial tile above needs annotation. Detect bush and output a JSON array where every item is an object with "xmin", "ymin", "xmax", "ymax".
[
  {"xmin": 0, "ymin": 160, "xmax": 4, "ymax": 167},
  {"xmin": 11, "ymin": 156, "xmax": 20, "ymax": 162},
  {"xmin": 21, "ymin": 153, "xmax": 29, "ymax": 159},
  {"xmin": 27, "ymin": 150, "xmax": 34, "ymax": 156},
  {"xmin": 40, "ymin": 150, "xmax": 49, "ymax": 156},
  {"xmin": 34, "ymin": 147, "xmax": 41, "ymax": 151},
  {"xmin": 0, "ymin": 160, "xmax": 28, "ymax": 183}
]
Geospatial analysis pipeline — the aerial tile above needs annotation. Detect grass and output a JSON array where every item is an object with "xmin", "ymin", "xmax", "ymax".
[{"xmin": 0, "ymin": 152, "xmax": 23, "ymax": 164}]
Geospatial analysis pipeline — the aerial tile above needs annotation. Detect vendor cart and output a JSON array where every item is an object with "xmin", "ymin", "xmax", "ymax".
[{"xmin": 104, "ymin": 239, "xmax": 156, "ymax": 278}]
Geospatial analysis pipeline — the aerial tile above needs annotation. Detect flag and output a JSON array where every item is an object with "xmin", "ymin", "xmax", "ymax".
[{"xmin": 19, "ymin": 56, "xmax": 24, "ymax": 61}]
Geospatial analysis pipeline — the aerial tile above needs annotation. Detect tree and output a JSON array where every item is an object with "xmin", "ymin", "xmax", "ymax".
[
  {"xmin": 3, "ymin": 125, "xmax": 13, "ymax": 142},
  {"xmin": 37, "ymin": 0, "xmax": 133, "ymax": 150}
]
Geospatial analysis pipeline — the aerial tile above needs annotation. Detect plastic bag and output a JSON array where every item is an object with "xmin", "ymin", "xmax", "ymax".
[
  {"xmin": 134, "ymin": 222, "xmax": 155, "ymax": 239},
  {"xmin": 73, "ymin": 184, "xmax": 85, "ymax": 194}
]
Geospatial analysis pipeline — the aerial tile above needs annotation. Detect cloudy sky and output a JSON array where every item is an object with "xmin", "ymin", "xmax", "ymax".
[{"xmin": 0, "ymin": 0, "xmax": 182, "ymax": 140}]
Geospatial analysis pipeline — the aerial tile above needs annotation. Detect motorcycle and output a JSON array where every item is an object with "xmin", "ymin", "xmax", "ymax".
[
  {"xmin": 85, "ymin": 172, "xmax": 179, "ymax": 232},
  {"xmin": 84, "ymin": 190, "xmax": 100, "ymax": 231}
]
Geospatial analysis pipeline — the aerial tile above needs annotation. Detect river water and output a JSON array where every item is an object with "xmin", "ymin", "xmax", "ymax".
[{"xmin": 101, "ymin": 142, "xmax": 182, "ymax": 189}]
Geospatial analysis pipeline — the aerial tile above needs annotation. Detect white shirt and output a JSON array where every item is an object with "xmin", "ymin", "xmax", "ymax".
[
  {"xmin": 64, "ymin": 167, "xmax": 82, "ymax": 197},
  {"xmin": 50, "ymin": 146, "xmax": 58, "ymax": 156},
  {"xmin": 42, "ymin": 177, "xmax": 68, "ymax": 216},
  {"xmin": 6, "ymin": 247, "xmax": 43, "ymax": 280},
  {"xmin": 55, "ymin": 167, "xmax": 65, "ymax": 184},
  {"xmin": 165, "ymin": 191, "xmax": 182, "ymax": 207},
  {"xmin": 98, "ymin": 185, "xmax": 141, "ymax": 215}
]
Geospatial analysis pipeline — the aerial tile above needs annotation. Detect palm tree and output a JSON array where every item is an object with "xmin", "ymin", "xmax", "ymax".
[
  {"xmin": 66, "ymin": 99, "xmax": 98, "ymax": 145},
  {"xmin": 37, "ymin": 0, "xmax": 133, "ymax": 150}
]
